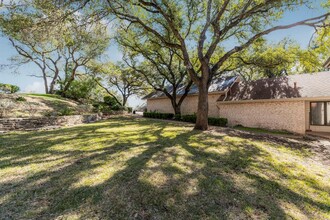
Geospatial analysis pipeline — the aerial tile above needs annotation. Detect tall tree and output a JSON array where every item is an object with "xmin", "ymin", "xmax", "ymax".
[
  {"xmin": 90, "ymin": 62, "xmax": 146, "ymax": 107},
  {"xmin": 117, "ymin": 27, "xmax": 193, "ymax": 114},
  {"xmin": 230, "ymin": 38, "xmax": 323, "ymax": 80},
  {"xmin": 103, "ymin": 0, "xmax": 329, "ymax": 130},
  {"xmin": 0, "ymin": 1, "xmax": 109, "ymax": 94},
  {"xmin": 57, "ymin": 19, "xmax": 110, "ymax": 96}
]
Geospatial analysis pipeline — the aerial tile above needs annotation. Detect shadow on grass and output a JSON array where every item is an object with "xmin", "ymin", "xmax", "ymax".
[{"xmin": 0, "ymin": 117, "xmax": 329, "ymax": 219}]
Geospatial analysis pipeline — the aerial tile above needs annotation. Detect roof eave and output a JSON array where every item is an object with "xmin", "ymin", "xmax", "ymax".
[
  {"xmin": 217, "ymin": 96, "xmax": 330, "ymax": 104},
  {"xmin": 324, "ymin": 57, "xmax": 330, "ymax": 68}
]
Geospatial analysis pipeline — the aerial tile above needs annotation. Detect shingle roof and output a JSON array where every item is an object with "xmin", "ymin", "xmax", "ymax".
[
  {"xmin": 221, "ymin": 71, "xmax": 330, "ymax": 102},
  {"xmin": 143, "ymin": 76, "xmax": 238, "ymax": 99},
  {"xmin": 324, "ymin": 57, "xmax": 330, "ymax": 68}
]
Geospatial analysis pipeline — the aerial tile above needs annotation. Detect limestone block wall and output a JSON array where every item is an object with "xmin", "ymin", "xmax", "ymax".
[
  {"xmin": 0, "ymin": 114, "xmax": 101, "ymax": 131},
  {"xmin": 146, "ymin": 93, "xmax": 221, "ymax": 117},
  {"xmin": 218, "ymin": 100, "xmax": 306, "ymax": 134}
]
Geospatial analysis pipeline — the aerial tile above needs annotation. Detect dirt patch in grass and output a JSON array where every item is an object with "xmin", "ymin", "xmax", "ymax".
[{"xmin": 0, "ymin": 117, "xmax": 329, "ymax": 219}]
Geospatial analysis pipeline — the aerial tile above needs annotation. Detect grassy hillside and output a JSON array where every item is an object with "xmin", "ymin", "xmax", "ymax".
[{"xmin": 0, "ymin": 93, "xmax": 93, "ymax": 118}]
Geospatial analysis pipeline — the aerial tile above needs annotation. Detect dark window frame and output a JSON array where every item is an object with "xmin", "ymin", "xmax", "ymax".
[{"xmin": 310, "ymin": 101, "xmax": 330, "ymax": 126}]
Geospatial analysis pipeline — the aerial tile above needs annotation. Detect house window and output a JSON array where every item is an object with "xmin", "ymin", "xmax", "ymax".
[{"xmin": 310, "ymin": 102, "xmax": 330, "ymax": 126}]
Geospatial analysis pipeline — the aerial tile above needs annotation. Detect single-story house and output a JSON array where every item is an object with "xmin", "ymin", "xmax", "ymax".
[
  {"xmin": 144, "ymin": 76, "xmax": 239, "ymax": 117},
  {"xmin": 218, "ymin": 71, "xmax": 330, "ymax": 134},
  {"xmin": 145, "ymin": 71, "xmax": 330, "ymax": 134}
]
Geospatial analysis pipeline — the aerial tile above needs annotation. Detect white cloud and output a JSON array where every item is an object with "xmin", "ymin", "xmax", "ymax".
[{"xmin": 24, "ymin": 81, "xmax": 44, "ymax": 93}]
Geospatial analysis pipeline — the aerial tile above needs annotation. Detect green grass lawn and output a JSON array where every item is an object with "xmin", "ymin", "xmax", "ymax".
[{"xmin": 0, "ymin": 117, "xmax": 329, "ymax": 219}]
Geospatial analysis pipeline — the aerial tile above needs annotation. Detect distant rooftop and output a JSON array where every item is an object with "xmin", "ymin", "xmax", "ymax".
[
  {"xmin": 221, "ymin": 72, "xmax": 330, "ymax": 102},
  {"xmin": 143, "ymin": 76, "xmax": 238, "ymax": 99}
]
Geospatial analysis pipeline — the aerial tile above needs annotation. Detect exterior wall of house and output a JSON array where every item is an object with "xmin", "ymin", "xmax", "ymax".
[
  {"xmin": 146, "ymin": 93, "xmax": 221, "ymax": 117},
  {"xmin": 218, "ymin": 100, "xmax": 306, "ymax": 134}
]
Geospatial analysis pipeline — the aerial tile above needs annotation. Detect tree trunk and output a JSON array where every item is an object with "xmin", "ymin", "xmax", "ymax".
[
  {"xmin": 174, "ymin": 104, "xmax": 181, "ymax": 115},
  {"xmin": 170, "ymin": 98, "xmax": 181, "ymax": 115},
  {"xmin": 43, "ymin": 72, "xmax": 49, "ymax": 94},
  {"xmin": 194, "ymin": 82, "xmax": 209, "ymax": 130},
  {"xmin": 122, "ymin": 96, "xmax": 127, "ymax": 107},
  {"xmin": 49, "ymin": 70, "xmax": 59, "ymax": 94},
  {"xmin": 49, "ymin": 80, "xmax": 56, "ymax": 94}
]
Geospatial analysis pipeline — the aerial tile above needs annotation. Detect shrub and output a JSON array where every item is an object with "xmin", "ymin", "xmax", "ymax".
[
  {"xmin": 180, "ymin": 114, "xmax": 227, "ymax": 127},
  {"xmin": 0, "ymin": 83, "xmax": 20, "ymax": 94},
  {"xmin": 143, "ymin": 112, "xmax": 227, "ymax": 127},
  {"xmin": 103, "ymin": 96, "xmax": 119, "ymax": 106},
  {"xmin": 174, "ymin": 114, "xmax": 182, "ymax": 121},
  {"xmin": 92, "ymin": 102, "xmax": 114, "ymax": 114},
  {"xmin": 101, "ymin": 106, "xmax": 114, "ymax": 114},
  {"xmin": 59, "ymin": 107, "xmax": 74, "ymax": 116},
  {"xmin": 208, "ymin": 117, "xmax": 228, "ymax": 127},
  {"xmin": 181, "ymin": 114, "xmax": 197, "ymax": 123},
  {"xmin": 143, "ymin": 112, "xmax": 174, "ymax": 119},
  {"xmin": 16, "ymin": 96, "xmax": 27, "ymax": 102},
  {"xmin": 92, "ymin": 102, "xmax": 103, "ymax": 113},
  {"xmin": 111, "ymin": 104, "xmax": 121, "ymax": 111},
  {"xmin": 127, "ymin": 107, "xmax": 133, "ymax": 113}
]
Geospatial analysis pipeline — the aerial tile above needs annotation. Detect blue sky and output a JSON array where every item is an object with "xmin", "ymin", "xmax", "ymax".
[{"xmin": 0, "ymin": 2, "xmax": 327, "ymax": 107}]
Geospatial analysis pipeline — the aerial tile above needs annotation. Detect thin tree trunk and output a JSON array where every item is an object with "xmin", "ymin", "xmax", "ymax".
[
  {"xmin": 42, "ymin": 71, "xmax": 49, "ymax": 94},
  {"xmin": 174, "ymin": 104, "xmax": 181, "ymax": 115},
  {"xmin": 194, "ymin": 82, "xmax": 209, "ymax": 130},
  {"xmin": 49, "ymin": 70, "xmax": 60, "ymax": 94}
]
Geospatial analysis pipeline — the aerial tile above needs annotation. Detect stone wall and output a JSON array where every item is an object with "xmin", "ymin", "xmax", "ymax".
[
  {"xmin": 0, "ymin": 114, "xmax": 102, "ymax": 131},
  {"xmin": 146, "ymin": 93, "xmax": 221, "ymax": 117},
  {"xmin": 218, "ymin": 100, "xmax": 306, "ymax": 134}
]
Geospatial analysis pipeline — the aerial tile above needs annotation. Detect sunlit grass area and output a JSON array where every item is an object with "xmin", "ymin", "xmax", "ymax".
[{"xmin": 0, "ymin": 117, "xmax": 329, "ymax": 219}]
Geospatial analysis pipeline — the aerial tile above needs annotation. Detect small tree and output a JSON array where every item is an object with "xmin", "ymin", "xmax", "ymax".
[
  {"xmin": 117, "ymin": 27, "xmax": 193, "ymax": 115},
  {"xmin": 90, "ymin": 62, "xmax": 146, "ymax": 107}
]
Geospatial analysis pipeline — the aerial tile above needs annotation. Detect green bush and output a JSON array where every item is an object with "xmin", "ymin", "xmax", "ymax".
[
  {"xmin": 16, "ymin": 96, "xmax": 26, "ymax": 102},
  {"xmin": 181, "ymin": 114, "xmax": 197, "ymax": 123},
  {"xmin": 174, "ymin": 114, "xmax": 182, "ymax": 121},
  {"xmin": 143, "ymin": 112, "xmax": 227, "ymax": 127},
  {"xmin": 59, "ymin": 107, "xmax": 74, "ymax": 116},
  {"xmin": 92, "ymin": 102, "xmax": 114, "ymax": 114},
  {"xmin": 208, "ymin": 117, "xmax": 228, "ymax": 127},
  {"xmin": 92, "ymin": 102, "xmax": 103, "ymax": 113},
  {"xmin": 58, "ymin": 77, "xmax": 97, "ymax": 101},
  {"xmin": 143, "ymin": 112, "xmax": 174, "ymax": 119},
  {"xmin": 111, "ymin": 104, "xmax": 121, "ymax": 111},
  {"xmin": 0, "ymin": 83, "xmax": 20, "ymax": 94},
  {"xmin": 180, "ymin": 114, "xmax": 227, "ymax": 127},
  {"xmin": 103, "ymin": 96, "xmax": 119, "ymax": 107},
  {"xmin": 127, "ymin": 107, "xmax": 133, "ymax": 113}
]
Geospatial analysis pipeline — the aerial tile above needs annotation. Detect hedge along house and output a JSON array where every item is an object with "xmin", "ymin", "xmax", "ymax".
[
  {"xmin": 217, "ymin": 71, "xmax": 330, "ymax": 134},
  {"xmin": 144, "ymin": 76, "xmax": 239, "ymax": 117}
]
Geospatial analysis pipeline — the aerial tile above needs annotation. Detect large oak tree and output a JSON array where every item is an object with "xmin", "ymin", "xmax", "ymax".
[{"xmin": 104, "ymin": 0, "xmax": 329, "ymax": 130}]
